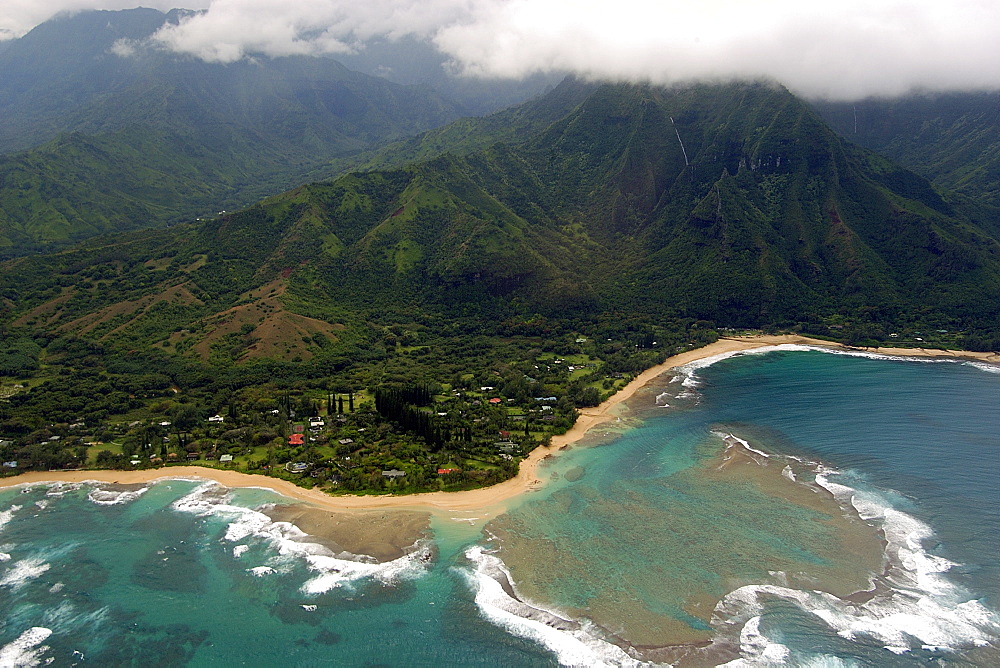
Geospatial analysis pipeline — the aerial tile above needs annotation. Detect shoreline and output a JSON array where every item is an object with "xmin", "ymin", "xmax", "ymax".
[{"xmin": 1, "ymin": 335, "xmax": 996, "ymax": 515}]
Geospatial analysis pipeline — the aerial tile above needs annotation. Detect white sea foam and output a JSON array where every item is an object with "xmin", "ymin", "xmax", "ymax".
[
  {"xmin": 781, "ymin": 465, "xmax": 796, "ymax": 482},
  {"xmin": 0, "ymin": 504, "xmax": 22, "ymax": 532},
  {"xmin": 0, "ymin": 553, "xmax": 10, "ymax": 563},
  {"xmin": 718, "ymin": 615, "xmax": 790, "ymax": 666},
  {"xmin": 248, "ymin": 566, "xmax": 276, "ymax": 577},
  {"xmin": 964, "ymin": 360, "xmax": 1000, "ymax": 374},
  {"xmin": 301, "ymin": 604, "xmax": 317, "ymax": 611},
  {"xmin": 87, "ymin": 486, "xmax": 149, "ymax": 506},
  {"xmin": 713, "ymin": 432, "xmax": 770, "ymax": 459},
  {"xmin": 44, "ymin": 483, "xmax": 82, "ymax": 497},
  {"xmin": 40, "ymin": 600, "xmax": 109, "ymax": 635},
  {"xmin": 170, "ymin": 482, "xmax": 430, "ymax": 593},
  {"xmin": 232, "ymin": 545, "xmax": 249, "ymax": 559},
  {"xmin": 0, "ymin": 627, "xmax": 52, "ymax": 667},
  {"xmin": 462, "ymin": 546, "xmax": 644, "ymax": 668},
  {"xmin": 300, "ymin": 542, "xmax": 430, "ymax": 595},
  {"xmin": 715, "ymin": 467, "xmax": 1000, "ymax": 661},
  {"xmin": 0, "ymin": 558, "xmax": 50, "ymax": 590}
]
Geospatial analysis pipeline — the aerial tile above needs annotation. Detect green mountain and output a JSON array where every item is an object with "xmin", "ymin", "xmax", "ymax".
[
  {"xmin": 812, "ymin": 92, "xmax": 1000, "ymax": 210},
  {"xmin": 4, "ymin": 79, "xmax": 999, "ymax": 482},
  {"xmin": 0, "ymin": 9, "xmax": 462, "ymax": 256},
  {"xmin": 5, "ymin": 80, "xmax": 999, "ymax": 350}
]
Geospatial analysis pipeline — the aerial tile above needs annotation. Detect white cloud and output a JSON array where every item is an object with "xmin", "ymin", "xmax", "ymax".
[
  {"xmin": 430, "ymin": 0, "xmax": 1000, "ymax": 99},
  {"xmin": 149, "ymin": 0, "xmax": 472, "ymax": 63},
  {"xmin": 4, "ymin": 0, "xmax": 1000, "ymax": 100},
  {"xmin": 0, "ymin": 1, "xmax": 198, "ymax": 41}
]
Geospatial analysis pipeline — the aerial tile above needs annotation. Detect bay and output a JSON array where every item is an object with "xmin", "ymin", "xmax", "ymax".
[{"xmin": 1, "ymin": 348, "xmax": 997, "ymax": 666}]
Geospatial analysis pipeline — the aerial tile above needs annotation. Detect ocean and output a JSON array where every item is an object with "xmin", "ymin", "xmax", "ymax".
[{"xmin": 1, "ymin": 346, "xmax": 998, "ymax": 666}]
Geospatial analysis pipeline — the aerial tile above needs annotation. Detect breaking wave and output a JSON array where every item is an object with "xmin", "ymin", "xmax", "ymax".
[
  {"xmin": 0, "ymin": 557, "xmax": 50, "ymax": 590},
  {"xmin": 87, "ymin": 485, "xmax": 149, "ymax": 506},
  {"xmin": 711, "ymin": 465, "xmax": 1000, "ymax": 662},
  {"xmin": 462, "ymin": 545, "xmax": 643, "ymax": 667},
  {"xmin": 170, "ymin": 482, "xmax": 430, "ymax": 595},
  {"xmin": 0, "ymin": 627, "xmax": 52, "ymax": 667},
  {"xmin": 0, "ymin": 504, "xmax": 22, "ymax": 533}
]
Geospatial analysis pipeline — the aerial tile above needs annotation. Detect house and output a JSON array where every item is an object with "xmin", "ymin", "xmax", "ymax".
[
  {"xmin": 285, "ymin": 462, "xmax": 309, "ymax": 474},
  {"xmin": 382, "ymin": 469, "xmax": 406, "ymax": 479},
  {"xmin": 488, "ymin": 398, "xmax": 502, "ymax": 405},
  {"xmin": 2, "ymin": 461, "xmax": 16, "ymax": 469},
  {"xmin": 289, "ymin": 434, "xmax": 305, "ymax": 446},
  {"xmin": 208, "ymin": 415, "xmax": 225, "ymax": 423},
  {"xmin": 338, "ymin": 438, "xmax": 354, "ymax": 445},
  {"xmin": 219, "ymin": 454, "xmax": 234, "ymax": 463},
  {"xmin": 437, "ymin": 468, "xmax": 460, "ymax": 475},
  {"xmin": 187, "ymin": 452, "xmax": 199, "ymax": 460},
  {"xmin": 309, "ymin": 419, "xmax": 325, "ymax": 428}
]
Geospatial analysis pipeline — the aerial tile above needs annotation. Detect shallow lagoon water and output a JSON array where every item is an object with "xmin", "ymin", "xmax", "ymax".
[{"xmin": 1, "ymin": 348, "xmax": 998, "ymax": 665}]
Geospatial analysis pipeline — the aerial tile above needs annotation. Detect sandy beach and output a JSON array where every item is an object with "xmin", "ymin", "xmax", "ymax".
[{"xmin": 2, "ymin": 334, "xmax": 996, "ymax": 516}]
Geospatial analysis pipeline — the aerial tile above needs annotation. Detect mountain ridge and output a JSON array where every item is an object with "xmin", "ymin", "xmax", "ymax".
[
  {"xmin": 5, "ymin": 80, "xmax": 998, "ymax": 348},
  {"xmin": 0, "ymin": 8, "xmax": 465, "ymax": 256}
]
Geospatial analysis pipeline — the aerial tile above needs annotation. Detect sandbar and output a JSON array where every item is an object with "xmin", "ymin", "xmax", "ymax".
[
  {"xmin": 263, "ymin": 505, "xmax": 430, "ymax": 562},
  {"xmin": 1, "ymin": 334, "xmax": 995, "ymax": 516}
]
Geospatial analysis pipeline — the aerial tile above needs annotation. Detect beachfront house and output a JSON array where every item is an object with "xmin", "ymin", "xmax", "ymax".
[{"xmin": 382, "ymin": 469, "xmax": 406, "ymax": 479}]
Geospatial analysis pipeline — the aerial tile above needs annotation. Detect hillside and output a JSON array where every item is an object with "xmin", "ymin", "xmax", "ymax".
[
  {"xmin": 0, "ymin": 8, "xmax": 462, "ymax": 256},
  {"xmin": 812, "ymin": 92, "xmax": 1000, "ymax": 211},
  {"xmin": 5, "ymin": 81, "xmax": 999, "ymax": 345},
  {"xmin": 3, "ymin": 80, "xmax": 1000, "ymax": 483}
]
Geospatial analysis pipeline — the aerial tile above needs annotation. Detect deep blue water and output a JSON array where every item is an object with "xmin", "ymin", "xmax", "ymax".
[{"xmin": 1, "ymin": 347, "xmax": 997, "ymax": 666}]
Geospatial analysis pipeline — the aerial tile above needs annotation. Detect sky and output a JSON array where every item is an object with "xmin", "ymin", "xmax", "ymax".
[{"xmin": 3, "ymin": 0, "xmax": 1000, "ymax": 100}]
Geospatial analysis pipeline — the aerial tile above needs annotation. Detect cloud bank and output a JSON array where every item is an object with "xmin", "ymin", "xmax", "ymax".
[
  {"xmin": 0, "ymin": 1, "xmax": 197, "ymax": 41},
  {"xmin": 5, "ymin": 1, "xmax": 1000, "ymax": 100}
]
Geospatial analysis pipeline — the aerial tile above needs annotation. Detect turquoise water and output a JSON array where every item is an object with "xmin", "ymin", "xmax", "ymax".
[{"xmin": 1, "ymin": 347, "xmax": 998, "ymax": 666}]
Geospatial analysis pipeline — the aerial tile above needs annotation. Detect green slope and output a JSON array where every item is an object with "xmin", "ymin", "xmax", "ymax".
[
  {"xmin": 3, "ymin": 81, "xmax": 999, "ymax": 355},
  {"xmin": 0, "ymin": 9, "xmax": 462, "ymax": 256},
  {"xmin": 812, "ymin": 92, "xmax": 1000, "ymax": 210}
]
